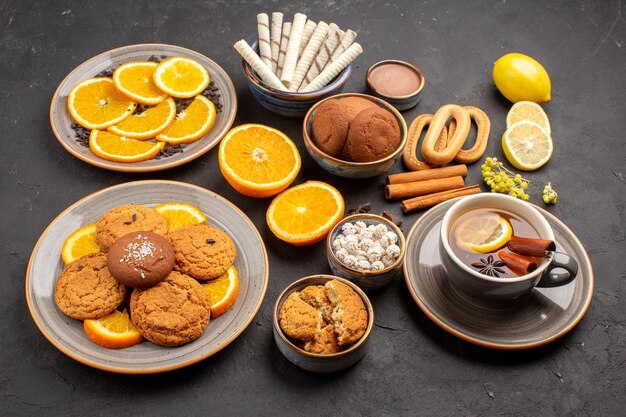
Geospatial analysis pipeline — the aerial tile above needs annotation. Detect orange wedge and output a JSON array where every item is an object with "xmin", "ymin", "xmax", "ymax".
[
  {"xmin": 154, "ymin": 202, "xmax": 207, "ymax": 232},
  {"xmin": 153, "ymin": 56, "xmax": 210, "ymax": 98},
  {"xmin": 156, "ymin": 95, "xmax": 216, "ymax": 145},
  {"xmin": 83, "ymin": 309, "xmax": 143, "ymax": 349},
  {"xmin": 218, "ymin": 124, "xmax": 301, "ymax": 198},
  {"xmin": 266, "ymin": 181, "xmax": 344, "ymax": 246},
  {"xmin": 61, "ymin": 223, "xmax": 101, "ymax": 264},
  {"xmin": 202, "ymin": 266, "xmax": 239, "ymax": 318},
  {"xmin": 112, "ymin": 61, "xmax": 169, "ymax": 105},
  {"xmin": 68, "ymin": 77, "xmax": 137, "ymax": 130},
  {"xmin": 108, "ymin": 97, "xmax": 176, "ymax": 139},
  {"xmin": 89, "ymin": 130, "xmax": 165, "ymax": 163}
]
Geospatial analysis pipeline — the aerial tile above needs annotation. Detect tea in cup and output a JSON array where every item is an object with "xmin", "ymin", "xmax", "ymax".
[{"xmin": 440, "ymin": 194, "xmax": 578, "ymax": 300}]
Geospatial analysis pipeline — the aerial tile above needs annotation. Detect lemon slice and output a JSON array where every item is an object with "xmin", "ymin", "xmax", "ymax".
[
  {"xmin": 506, "ymin": 101, "xmax": 551, "ymax": 134},
  {"xmin": 502, "ymin": 121, "xmax": 553, "ymax": 171},
  {"xmin": 454, "ymin": 214, "xmax": 512, "ymax": 254}
]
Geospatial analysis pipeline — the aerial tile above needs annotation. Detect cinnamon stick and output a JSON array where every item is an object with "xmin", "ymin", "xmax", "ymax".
[
  {"xmin": 497, "ymin": 250, "xmax": 538, "ymax": 276},
  {"xmin": 386, "ymin": 176, "xmax": 465, "ymax": 200},
  {"xmin": 386, "ymin": 164, "xmax": 468, "ymax": 185},
  {"xmin": 507, "ymin": 235, "xmax": 555, "ymax": 257},
  {"xmin": 402, "ymin": 185, "xmax": 481, "ymax": 213}
]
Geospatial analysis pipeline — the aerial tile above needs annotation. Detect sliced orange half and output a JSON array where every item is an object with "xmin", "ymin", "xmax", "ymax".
[
  {"xmin": 107, "ymin": 97, "xmax": 176, "ymax": 139},
  {"xmin": 83, "ymin": 309, "xmax": 143, "ymax": 349},
  {"xmin": 218, "ymin": 124, "xmax": 301, "ymax": 198},
  {"xmin": 68, "ymin": 77, "xmax": 137, "ymax": 130},
  {"xmin": 156, "ymin": 95, "xmax": 216, "ymax": 145},
  {"xmin": 89, "ymin": 130, "xmax": 165, "ymax": 163},
  {"xmin": 202, "ymin": 266, "xmax": 239, "ymax": 318},
  {"xmin": 154, "ymin": 202, "xmax": 207, "ymax": 232},
  {"xmin": 266, "ymin": 181, "xmax": 345, "ymax": 246},
  {"xmin": 112, "ymin": 61, "xmax": 169, "ymax": 105},
  {"xmin": 153, "ymin": 56, "xmax": 210, "ymax": 98},
  {"xmin": 61, "ymin": 223, "xmax": 101, "ymax": 264}
]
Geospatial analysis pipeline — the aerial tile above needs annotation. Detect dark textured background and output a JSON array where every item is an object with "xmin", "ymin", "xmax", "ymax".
[{"xmin": 1, "ymin": 0, "xmax": 624, "ymax": 416}]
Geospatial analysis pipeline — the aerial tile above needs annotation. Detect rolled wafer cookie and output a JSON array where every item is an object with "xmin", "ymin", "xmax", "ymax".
[
  {"xmin": 257, "ymin": 13, "xmax": 272, "ymax": 70},
  {"xmin": 270, "ymin": 12, "xmax": 283, "ymax": 73},
  {"xmin": 301, "ymin": 42, "xmax": 362, "ymax": 92},
  {"xmin": 290, "ymin": 21, "xmax": 330, "ymax": 91},
  {"xmin": 298, "ymin": 20, "xmax": 318, "ymax": 57},
  {"xmin": 299, "ymin": 23, "xmax": 340, "ymax": 91},
  {"xmin": 330, "ymin": 29, "xmax": 357, "ymax": 62},
  {"xmin": 280, "ymin": 13, "xmax": 307, "ymax": 87},
  {"xmin": 276, "ymin": 22, "xmax": 292, "ymax": 79},
  {"xmin": 234, "ymin": 40, "xmax": 287, "ymax": 91}
]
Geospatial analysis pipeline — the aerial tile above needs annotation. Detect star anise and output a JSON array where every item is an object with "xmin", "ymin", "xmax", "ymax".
[
  {"xmin": 471, "ymin": 255, "xmax": 506, "ymax": 277},
  {"xmin": 347, "ymin": 202, "xmax": 372, "ymax": 215}
]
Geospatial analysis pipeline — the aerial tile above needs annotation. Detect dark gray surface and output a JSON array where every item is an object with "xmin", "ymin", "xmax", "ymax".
[{"xmin": 1, "ymin": 0, "xmax": 624, "ymax": 416}]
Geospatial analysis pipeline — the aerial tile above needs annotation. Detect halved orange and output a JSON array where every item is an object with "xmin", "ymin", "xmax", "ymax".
[
  {"xmin": 112, "ymin": 61, "xmax": 169, "ymax": 105},
  {"xmin": 156, "ymin": 95, "xmax": 216, "ymax": 145},
  {"xmin": 61, "ymin": 223, "xmax": 101, "ymax": 264},
  {"xmin": 68, "ymin": 77, "xmax": 137, "ymax": 129},
  {"xmin": 266, "ymin": 181, "xmax": 344, "ymax": 246},
  {"xmin": 202, "ymin": 266, "xmax": 239, "ymax": 318},
  {"xmin": 83, "ymin": 309, "xmax": 143, "ymax": 349},
  {"xmin": 218, "ymin": 124, "xmax": 301, "ymax": 198},
  {"xmin": 108, "ymin": 97, "xmax": 176, "ymax": 139},
  {"xmin": 154, "ymin": 202, "xmax": 207, "ymax": 232},
  {"xmin": 89, "ymin": 130, "xmax": 165, "ymax": 163},
  {"xmin": 153, "ymin": 56, "xmax": 210, "ymax": 98}
]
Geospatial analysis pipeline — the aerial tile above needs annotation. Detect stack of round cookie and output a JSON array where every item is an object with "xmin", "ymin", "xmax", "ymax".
[{"xmin": 54, "ymin": 204, "xmax": 238, "ymax": 347}]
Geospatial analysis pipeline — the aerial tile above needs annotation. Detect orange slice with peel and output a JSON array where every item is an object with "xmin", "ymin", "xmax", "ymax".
[
  {"xmin": 202, "ymin": 266, "xmax": 239, "ymax": 318},
  {"xmin": 153, "ymin": 56, "xmax": 210, "ymax": 98},
  {"xmin": 83, "ymin": 309, "xmax": 143, "ymax": 349},
  {"xmin": 154, "ymin": 202, "xmax": 207, "ymax": 232},
  {"xmin": 113, "ymin": 61, "xmax": 169, "ymax": 105},
  {"xmin": 218, "ymin": 124, "xmax": 301, "ymax": 198},
  {"xmin": 68, "ymin": 77, "xmax": 136, "ymax": 130},
  {"xmin": 266, "ymin": 181, "xmax": 344, "ymax": 246},
  {"xmin": 108, "ymin": 97, "xmax": 176, "ymax": 139},
  {"xmin": 89, "ymin": 130, "xmax": 165, "ymax": 163},
  {"xmin": 156, "ymin": 95, "xmax": 216, "ymax": 145},
  {"xmin": 61, "ymin": 223, "xmax": 101, "ymax": 264}
]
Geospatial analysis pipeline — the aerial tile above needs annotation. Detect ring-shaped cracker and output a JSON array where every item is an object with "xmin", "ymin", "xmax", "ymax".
[
  {"xmin": 453, "ymin": 106, "xmax": 490, "ymax": 163},
  {"xmin": 402, "ymin": 114, "xmax": 448, "ymax": 171},
  {"xmin": 421, "ymin": 104, "xmax": 471, "ymax": 165}
]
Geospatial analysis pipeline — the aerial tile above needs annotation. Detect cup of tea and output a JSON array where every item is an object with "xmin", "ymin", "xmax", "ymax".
[{"xmin": 439, "ymin": 193, "xmax": 578, "ymax": 300}]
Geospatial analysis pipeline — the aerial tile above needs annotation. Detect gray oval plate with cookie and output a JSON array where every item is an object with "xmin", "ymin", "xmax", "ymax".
[{"xmin": 26, "ymin": 180, "xmax": 268, "ymax": 374}]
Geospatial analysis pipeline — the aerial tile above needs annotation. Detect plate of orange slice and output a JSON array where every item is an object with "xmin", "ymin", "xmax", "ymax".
[
  {"xmin": 50, "ymin": 44, "xmax": 237, "ymax": 172},
  {"xmin": 26, "ymin": 180, "xmax": 268, "ymax": 373}
]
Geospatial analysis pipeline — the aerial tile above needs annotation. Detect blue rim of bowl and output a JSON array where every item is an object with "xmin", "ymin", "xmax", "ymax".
[
  {"xmin": 365, "ymin": 59, "xmax": 425, "ymax": 100},
  {"xmin": 302, "ymin": 93, "xmax": 408, "ymax": 167},
  {"xmin": 241, "ymin": 39, "xmax": 352, "ymax": 99},
  {"xmin": 327, "ymin": 214, "xmax": 406, "ymax": 277},
  {"xmin": 272, "ymin": 275, "xmax": 374, "ymax": 359}
]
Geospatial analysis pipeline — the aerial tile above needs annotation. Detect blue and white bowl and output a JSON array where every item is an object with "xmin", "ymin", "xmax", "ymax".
[
  {"xmin": 241, "ymin": 40, "xmax": 352, "ymax": 117},
  {"xmin": 272, "ymin": 275, "xmax": 374, "ymax": 373}
]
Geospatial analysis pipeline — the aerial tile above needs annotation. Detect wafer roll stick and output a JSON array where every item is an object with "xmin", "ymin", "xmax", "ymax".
[
  {"xmin": 290, "ymin": 21, "xmax": 330, "ymax": 91},
  {"xmin": 298, "ymin": 20, "xmax": 318, "ymax": 57},
  {"xmin": 234, "ymin": 40, "xmax": 287, "ymax": 91},
  {"xmin": 257, "ymin": 13, "xmax": 272, "ymax": 70},
  {"xmin": 280, "ymin": 13, "xmax": 307, "ymax": 87},
  {"xmin": 270, "ymin": 12, "xmax": 283, "ymax": 73},
  {"xmin": 330, "ymin": 29, "xmax": 357, "ymax": 62},
  {"xmin": 276, "ymin": 22, "xmax": 292, "ymax": 78},
  {"xmin": 299, "ymin": 23, "xmax": 340, "ymax": 91},
  {"xmin": 301, "ymin": 42, "xmax": 363, "ymax": 92}
]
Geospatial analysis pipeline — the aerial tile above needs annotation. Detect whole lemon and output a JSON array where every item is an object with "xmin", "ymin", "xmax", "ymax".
[{"xmin": 493, "ymin": 53, "xmax": 551, "ymax": 103}]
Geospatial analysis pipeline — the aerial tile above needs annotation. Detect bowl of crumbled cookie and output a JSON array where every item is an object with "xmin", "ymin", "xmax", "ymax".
[
  {"xmin": 272, "ymin": 275, "xmax": 374, "ymax": 373},
  {"xmin": 327, "ymin": 213, "xmax": 406, "ymax": 291}
]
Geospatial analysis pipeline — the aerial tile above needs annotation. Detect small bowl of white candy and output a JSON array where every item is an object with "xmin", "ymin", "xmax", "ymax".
[{"xmin": 326, "ymin": 213, "xmax": 406, "ymax": 291}]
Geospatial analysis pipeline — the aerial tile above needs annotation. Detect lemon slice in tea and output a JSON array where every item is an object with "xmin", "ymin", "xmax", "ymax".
[{"xmin": 454, "ymin": 213, "xmax": 513, "ymax": 254}]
